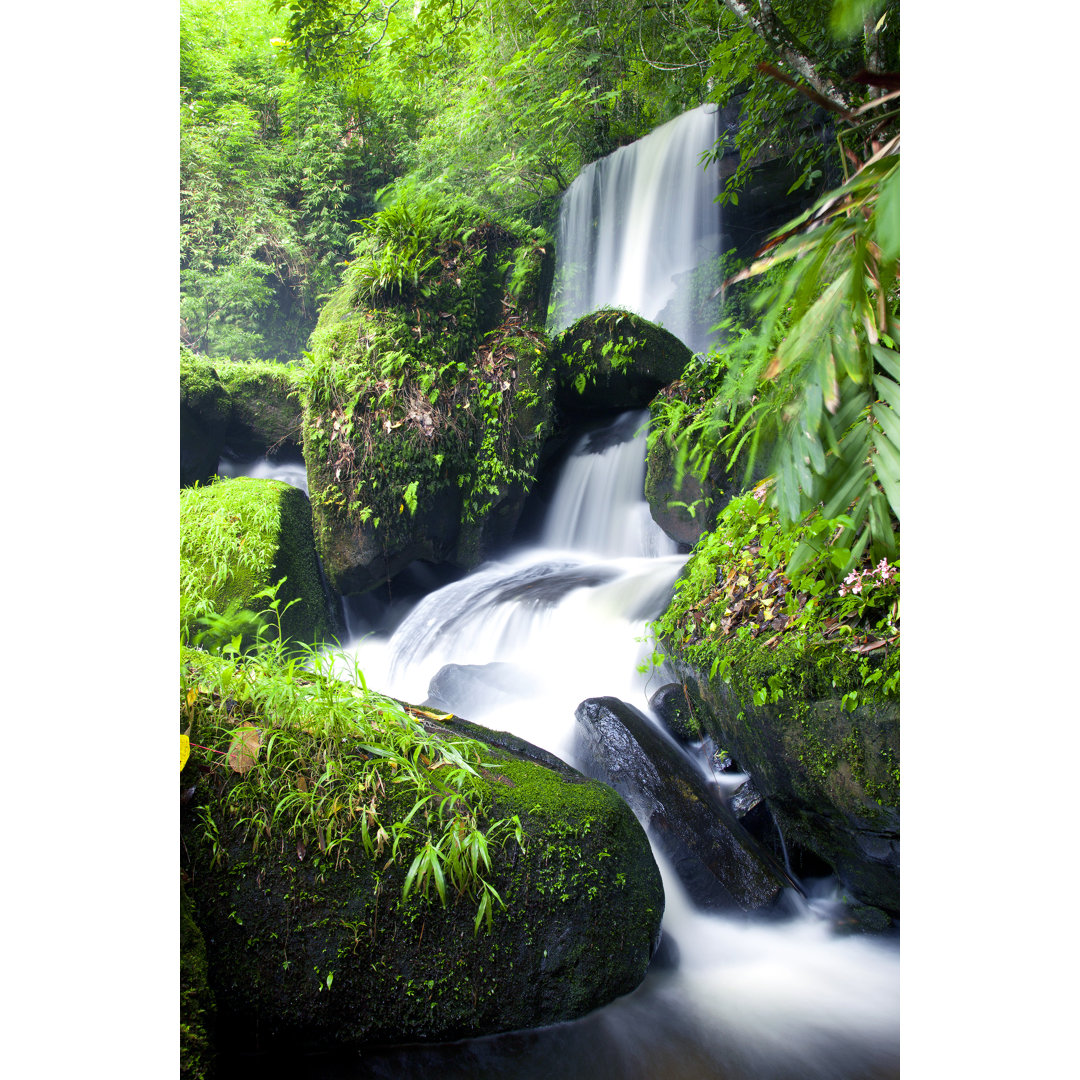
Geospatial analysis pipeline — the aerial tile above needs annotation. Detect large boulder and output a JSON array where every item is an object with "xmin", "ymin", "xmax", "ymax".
[
  {"xmin": 574, "ymin": 696, "xmax": 795, "ymax": 913},
  {"xmin": 301, "ymin": 195, "xmax": 557, "ymax": 596},
  {"xmin": 670, "ymin": 665, "xmax": 900, "ymax": 920},
  {"xmin": 180, "ymin": 350, "xmax": 305, "ymax": 486},
  {"xmin": 179, "ymin": 476, "xmax": 336, "ymax": 646},
  {"xmin": 179, "ymin": 660, "xmax": 664, "ymax": 1053},
  {"xmin": 654, "ymin": 496, "xmax": 900, "ymax": 920},
  {"xmin": 551, "ymin": 310, "xmax": 692, "ymax": 413}
]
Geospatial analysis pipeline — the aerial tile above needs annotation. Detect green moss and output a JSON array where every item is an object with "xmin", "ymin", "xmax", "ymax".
[
  {"xmin": 181, "ymin": 884, "xmax": 214, "ymax": 1080},
  {"xmin": 180, "ymin": 476, "xmax": 334, "ymax": 645},
  {"xmin": 181, "ymin": 349, "xmax": 231, "ymax": 427},
  {"xmin": 179, "ymin": 656, "xmax": 663, "ymax": 1047},
  {"xmin": 297, "ymin": 193, "xmax": 556, "ymax": 592},
  {"xmin": 551, "ymin": 308, "xmax": 692, "ymax": 407},
  {"xmin": 214, "ymin": 358, "xmax": 305, "ymax": 449}
]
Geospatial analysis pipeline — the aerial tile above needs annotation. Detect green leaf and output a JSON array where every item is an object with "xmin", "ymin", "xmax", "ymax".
[
  {"xmin": 873, "ymin": 429, "xmax": 901, "ymax": 517},
  {"xmin": 871, "ymin": 344, "xmax": 901, "ymax": 381},
  {"xmin": 875, "ymin": 166, "xmax": 900, "ymax": 264},
  {"xmin": 873, "ymin": 373, "xmax": 900, "ymax": 413}
]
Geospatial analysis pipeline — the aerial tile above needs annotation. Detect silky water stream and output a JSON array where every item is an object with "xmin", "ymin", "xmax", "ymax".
[{"xmin": 317, "ymin": 412, "xmax": 900, "ymax": 1080}]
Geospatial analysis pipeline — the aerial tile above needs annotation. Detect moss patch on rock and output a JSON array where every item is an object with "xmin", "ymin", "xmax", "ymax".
[
  {"xmin": 550, "ymin": 309, "xmax": 692, "ymax": 413},
  {"xmin": 180, "ymin": 476, "xmax": 335, "ymax": 646},
  {"xmin": 299, "ymin": 192, "xmax": 557, "ymax": 594},
  {"xmin": 181, "ymin": 348, "xmax": 306, "ymax": 485},
  {"xmin": 653, "ymin": 492, "xmax": 900, "ymax": 917},
  {"xmin": 179, "ymin": 646, "xmax": 662, "ymax": 1051}
]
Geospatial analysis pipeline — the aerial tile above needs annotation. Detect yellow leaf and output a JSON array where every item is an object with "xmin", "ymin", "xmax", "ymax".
[
  {"xmin": 180, "ymin": 734, "xmax": 190, "ymax": 772},
  {"xmin": 186, "ymin": 687, "xmax": 196, "ymax": 709}
]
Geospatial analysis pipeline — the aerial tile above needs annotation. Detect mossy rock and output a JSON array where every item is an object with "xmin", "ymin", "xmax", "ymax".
[
  {"xmin": 180, "ymin": 476, "xmax": 336, "ymax": 646},
  {"xmin": 181, "ymin": 709, "xmax": 664, "ymax": 1051},
  {"xmin": 181, "ymin": 884, "xmax": 214, "ymax": 1080},
  {"xmin": 215, "ymin": 358, "xmax": 304, "ymax": 455},
  {"xmin": 551, "ymin": 309, "xmax": 692, "ymax": 413},
  {"xmin": 654, "ymin": 501, "xmax": 900, "ymax": 919},
  {"xmin": 181, "ymin": 352, "xmax": 232, "ymax": 487},
  {"xmin": 181, "ymin": 351, "xmax": 305, "ymax": 486},
  {"xmin": 301, "ymin": 200, "xmax": 557, "ymax": 595},
  {"xmin": 660, "ymin": 631, "xmax": 899, "ymax": 918}
]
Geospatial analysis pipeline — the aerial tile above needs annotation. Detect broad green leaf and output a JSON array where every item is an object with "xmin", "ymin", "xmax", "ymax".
[
  {"xmin": 873, "ymin": 428, "xmax": 901, "ymax": 517},
  {"xmin": 871, "ymin": 344, "xmax": 901, "ymax": 380},
  {"xmin": 874, "ymin": 400, "xmax": 900, "ymax": 445},
  {"xmin": 873, "ymin": 373, "xmax": 901, "ymax": 412},
  {"xmin": 875, "ymin": 166, "xmax": 900, "ymax": 263},
  {"xmin": 831, "ymin": 1, "xmax": 886, "ymax": 40},
  {"xmin": 823, "ymin": 460, "xmax": 872, "ymax": 519}
]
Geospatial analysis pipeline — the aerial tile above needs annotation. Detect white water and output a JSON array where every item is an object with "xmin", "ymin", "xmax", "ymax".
[
  {"xmin": 217, "ymin": 455, "xmax": 309, "ymax": 494},
  {"xmin": 327, "ymin": 411, "xmax": 899, "ymax": 1079},
  {"xmin": 548, "ymin": 105, "xmax": 723, "ymax": 354}
]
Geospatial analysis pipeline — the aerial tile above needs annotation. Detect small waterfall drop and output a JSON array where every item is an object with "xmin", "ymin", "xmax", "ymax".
[
  {"xmin": 217, "ymin": 454, "xmax": 309, "ymax": 494},
  {"xmin": 542, "ymin": 412, "xmax": 678, "ymax": 558},
  {"xmin": 549, "ymin": 105, "xmax": 723, "ymax": 353}
]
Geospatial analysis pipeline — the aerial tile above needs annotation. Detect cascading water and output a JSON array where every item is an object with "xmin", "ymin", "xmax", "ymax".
[
  {"xmin": 548, "ymin": 104, "xmax": 723, "ymax": 354},
  {"xmin": 217, "ymin": 454, "xmax": 309, "ymax": 493},
  {"xmin": 327, "ymin": 411, "xmax": 900, "ymax": 1079}
]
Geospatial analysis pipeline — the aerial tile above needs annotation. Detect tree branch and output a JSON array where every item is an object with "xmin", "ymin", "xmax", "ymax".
[{"xmin": 719, "ymin": 0, "xmax": 851, "ymax": 110}]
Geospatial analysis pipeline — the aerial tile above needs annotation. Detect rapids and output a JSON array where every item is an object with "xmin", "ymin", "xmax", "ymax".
[{"xmin": 322, "ymin": 410, "xmax": 900, "ymax": 1079}]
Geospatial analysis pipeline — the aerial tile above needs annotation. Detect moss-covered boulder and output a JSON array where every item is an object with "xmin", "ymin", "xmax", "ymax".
[
  {"xmin": 180, "ymin": 476, "xmax": 336, "ymax": 646},
  {"xmin": 181, "ymin": 351, "xmax": 232, "ymax": 487},
  {"xmin": 301, "ymin": 194, "xmax": 557, "ymax": 595},
  {"xmin": 551, "ymin": 309, "xmax": 692, "ymax": 413},
  {"xmin": 179, "ymin": 652, "xmax": 663, "ymax": 1052},
  {"xmin": 181, "ymin": 351, "xmax": 305, "ymax": 486},
  {"xmin": 644, "ymin": 392, "xmax": 774, "ymax": 548},
  {"xmin": 654, "ymin": 495, "xmax": 900, "ymax": 921}
]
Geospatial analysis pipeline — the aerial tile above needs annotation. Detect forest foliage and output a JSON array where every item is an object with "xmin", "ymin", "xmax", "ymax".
[{"xmin": 181, "ymin": 0, "xmax": 899, "ymax": 568}]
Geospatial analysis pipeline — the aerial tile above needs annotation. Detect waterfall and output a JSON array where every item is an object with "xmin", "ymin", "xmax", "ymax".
[
  {"xmin": 549, "ymin": 105, "xmax": 724, "ymax": 354},
  {"xmin": 542, "ymin": 411, "xmax": 678, "ymax": 558},
  {"xmin": 327, "ymin": 412, "xmax": 899, "ymax": 1077}
]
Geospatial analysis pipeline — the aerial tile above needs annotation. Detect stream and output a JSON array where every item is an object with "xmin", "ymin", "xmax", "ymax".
[
  {"xmin": 217, "ymin": 104, "xmax": 900, "ymax": 1077},
  {"xmin": 311, "ymin": 412, "xmax": 901, "ymax": 1080}
]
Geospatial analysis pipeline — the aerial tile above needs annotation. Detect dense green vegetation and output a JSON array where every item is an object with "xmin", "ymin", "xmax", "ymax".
[
  {"xmin": 181, "ymin": 0, "xmax": 897, "ymax": 358},
  {"xmin": 179, "ymin": 0, "xmax": 902, "ymax": 1061}
]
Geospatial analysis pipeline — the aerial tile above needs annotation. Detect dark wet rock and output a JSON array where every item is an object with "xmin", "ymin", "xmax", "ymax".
[
  {"xmin": 551, "ymin": 310, "xmax": 692, "ymax": 413},
  {"xmin": 182, "ymin": 708, "xmax": 664, "ymax": 1053},
  {"xmin": 425, "ymin": 662, "xmax": 542, "ymax": 718},
  {"xmin": 574, "ymin": 696, "xmax": 796, "ymax": 914},
  {"xmin": 649, "ymin": 682, "xmax": 702, "ymax": 743},
  {"xmin": 729, "ymin": 774, "xmax": 764, "ymax": 819},
  {"xmin": 648, "ymin": 929, "xmax": 680, "ymax": 972}
]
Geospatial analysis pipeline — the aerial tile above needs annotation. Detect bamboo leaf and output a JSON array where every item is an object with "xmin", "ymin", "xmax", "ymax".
[
  {"xmin": 874, "ymin": 373, "xmax": 900, "ymax": 412},
  {"xmin": 871, "ymin": 343, "xmax": 900, "ymax": 380}
]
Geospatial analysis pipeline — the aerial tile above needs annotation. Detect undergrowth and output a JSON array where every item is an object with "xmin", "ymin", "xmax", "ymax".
[
  {"xmin": 301, "ymin": 185, "xmax": 554, "ymax": 546},
  {"xmin": 182, "ymin": 588, "xmax": 525, "ymax": 934},
  {"xmin": 652, "ymin": 487, "xmax": 899, "ymax": 714}
]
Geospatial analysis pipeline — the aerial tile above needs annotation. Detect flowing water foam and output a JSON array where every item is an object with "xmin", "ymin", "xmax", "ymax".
[{"xmin": 327, "ymin": 411, "xmax": 899, "ymax": 1078}]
